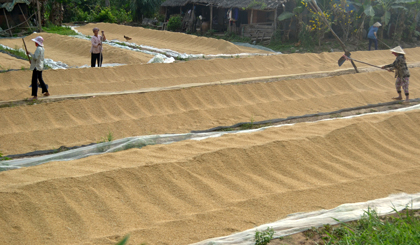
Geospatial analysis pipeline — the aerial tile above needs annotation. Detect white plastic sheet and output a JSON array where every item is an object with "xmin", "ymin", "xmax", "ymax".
[
  {"xmin": 2, "ymin": 104, "xmax": 419, "ymax": 171},
  {"xmin": 191, "ymin": 193, "xmax": 420, "ymax": 245},
  {"xmin": 147, "ymin": 54, "xmax": 176, "ymax": 64},
  {"xmin": 70, "ymin": 26, "xmax": 280, "ymax": 60}
]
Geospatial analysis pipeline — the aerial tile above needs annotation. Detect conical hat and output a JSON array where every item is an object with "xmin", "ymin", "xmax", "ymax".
[
  {"xmin": 373, "ymin": 22, "xmax": 382, "ymax": 27},
  {"xmin": 390, "ymin": 46, "xmax": 405, "ymax": 55}
]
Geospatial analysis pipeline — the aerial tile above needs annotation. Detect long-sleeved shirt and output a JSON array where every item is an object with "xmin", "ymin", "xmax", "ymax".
[
  {"xmin": 383, "ymin": 55, "xmax": 410, "ymax": 78},
  {"xmin": 90, "ymin": 35, "xmax": 103, "ymax": 54},
  {"xmin": 367, "ymin": 26, "xmax": 378, "ymax": 39},
  {"xmin": 29, "ymin": 46, "xmax": 44, "ymax": 71}
]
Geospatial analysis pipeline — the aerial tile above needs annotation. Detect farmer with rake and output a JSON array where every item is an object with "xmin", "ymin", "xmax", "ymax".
[
  {"xmin": 91, "ymin": 27, "xmax": 106, "ymax": 67},
  {"xmin": 382, "ymin": 46, "xmax": 410, "ymax": 103}
]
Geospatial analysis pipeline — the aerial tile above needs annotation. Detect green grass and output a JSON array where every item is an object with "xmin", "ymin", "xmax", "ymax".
[
  {"xmin": 0, "ymin": 45, "xmax": 29, "ymax": 60},
  {"xmin": 255, "ymin": 227, "xmax": 274, "ymax": 245},
  {"xmin": 43, "ymin": 25, "xmax": 78, "ymax": 36},
  {"xmin": 301, "ymin": 207, "xmax": 420, "ymax": 245},
  {"xmin": 0, "ymin": 152, "xmax": 11, "ymax": 161}
]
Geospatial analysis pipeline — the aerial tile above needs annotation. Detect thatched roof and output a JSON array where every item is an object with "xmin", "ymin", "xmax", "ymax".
[
  {"xmin": 0, "ymin": 0, "xmax": 33, "ymax": 11},
  {"xmin": 162, "ymin": 0, "xmax": 288, "ymax": 9}
]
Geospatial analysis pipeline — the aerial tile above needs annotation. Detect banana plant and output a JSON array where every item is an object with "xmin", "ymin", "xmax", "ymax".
[
  {"xmin": 375, "ymin": 0, "xmax": 415, "ymax": 26},
  {"xmin": 406, "ymin": 0, "xmax": 420, "ymax": 38}
]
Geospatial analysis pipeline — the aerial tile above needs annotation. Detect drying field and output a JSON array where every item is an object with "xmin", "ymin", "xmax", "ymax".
[
  {"xmin": 1, "ymin": 46, "xmax": 420, "ymax": 102},
  {"xmin": 1, "ymin": 68, "xmax": 420, "ymax": 155},
  {"xmin": 75, "ymin": 23, "xmax": 270, "ymax": 55},
  {"xmin": 1, "ymin": 110, "xmax": 420, "ymax": 245},
  {"xmin": 0, "ymin": 33, "xmax": 153, "ymax": 67},
  {"xmin": 0, "ymin": 24, "xmax": 419, "ymax": 245},
  {"xmin": 0, "ymin": 52, "xmax": 28, "ymax": 71}
]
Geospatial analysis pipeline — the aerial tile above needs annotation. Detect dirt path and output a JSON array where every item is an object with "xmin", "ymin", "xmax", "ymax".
[
  {"xmin": 0, "ymin": 33, "xmax": 153, "ymax": 68},
  {"xmin": 0, "ymin": 109, "xmax": 420, "ymax": 244}
]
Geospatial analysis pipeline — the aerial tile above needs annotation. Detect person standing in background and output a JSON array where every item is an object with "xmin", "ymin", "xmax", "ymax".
[
  {"xmin": 368, "ymin": 22, "xmax": 381, "ymax": 51},
  {"xmin": 91, "ymin": 27, "xmax": 106, "ymax": 67}
]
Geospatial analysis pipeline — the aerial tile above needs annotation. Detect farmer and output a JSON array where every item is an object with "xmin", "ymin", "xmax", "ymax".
[
  {"xmin": 368, "ymin": 22, "xmax": 381, "ymax": 51},
  {"xmin": 27, "ymin": 36, "xmax": 49, "ymax": 100},
  {"xmin": 91, "ymin": 27, "xmax": 106, "ymax": 67},
  {"xmin": 382, "ymin": 46, "xmax": 410, "ymax": 102}
]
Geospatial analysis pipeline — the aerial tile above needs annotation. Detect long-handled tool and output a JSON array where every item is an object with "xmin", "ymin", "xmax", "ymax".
[
  {"xmin": 308, "ymin": 0, "xmax": 359, "ymax": 73},
  {"xmin": 99, "ymin": 30, "xmax": 104, "ymax": 67},
  {"xmin": 378, "ymin": 39, "xmax": 391, "ymax": 49},
  {"xmin": 22, "ymin": 38, "xmax": 31, "ymax": 64},
  {"xmin": 338, "ymin": 55, "xmax": 392, "ymax": 72}
]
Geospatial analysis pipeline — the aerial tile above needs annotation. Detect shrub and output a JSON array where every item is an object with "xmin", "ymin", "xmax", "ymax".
[
  {"xmin": 254, "ymin": 227, "xmax": 274, "ymax": 245},
  {"xmin": 95, "ymin": 7, "xmax": 117, "ymax": 23},
  {"xmin": 167, "ymin": 15, "xmax": 182, "ymax": 31}
]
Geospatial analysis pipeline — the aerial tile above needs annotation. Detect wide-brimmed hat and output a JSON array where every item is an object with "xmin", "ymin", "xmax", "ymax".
[
  {"xmin": 373, "ymin": 22, "xmax": 382, "ymax": 27},
  {"xmin": 31, "ymin": 36, "xmax": 44, "ymax": 46},
  {"xmin": 390, "ymin": 46, "xmax": 405, "ymax": 55},
  {"xmin": 93, "ymin": 27, "xmax": 99, "ymax": 32}
]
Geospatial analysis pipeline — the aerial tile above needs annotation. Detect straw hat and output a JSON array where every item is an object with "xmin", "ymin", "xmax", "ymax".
[
  {"xmin": 31, "ymin": 36, "xmax": 44, "ymax": 46},
  {"xmin": 390, "ymin": 46, "xmax": 405, "ymax": 55},
  {"xmin": 373, "ymin": 22, "xmax": 382, "ymax": 27}
]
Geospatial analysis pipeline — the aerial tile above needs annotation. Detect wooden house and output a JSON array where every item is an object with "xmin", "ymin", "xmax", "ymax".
[
  {"xmin": 161, "ymin": 0, "xmax": 290, "ymax": 44},
  {"xmin": 0, "ymin": 0, "xmax": 40, "ymax": 36}
]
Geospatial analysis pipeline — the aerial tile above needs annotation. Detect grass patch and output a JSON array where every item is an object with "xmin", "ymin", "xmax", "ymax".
[
  {"xmin": 99, "ymin": 131, "xmax": 114, "ymax": 143},
  {"xmin": 255, "ymin": 227, "xmax": 274, "ymax": 245},
  {"xmin": 0, "ymin": 152, "xmax": 11, "ymax": 161},
  {"xmin": 0, "ymin": 45, "xmax": 28, "ymax": 60},
  {"xmin": 43, "ymin": 25, "xmax": 78, "ymax": 36},
  {"xmin": 295, "ymin": 207, "xmax": 420, "ymax": 245}
]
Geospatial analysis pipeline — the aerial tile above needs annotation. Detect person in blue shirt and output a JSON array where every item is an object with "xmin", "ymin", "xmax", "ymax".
[{"xmin": 368, "ymin": 22, "xmax": 381, "ymax": 50}]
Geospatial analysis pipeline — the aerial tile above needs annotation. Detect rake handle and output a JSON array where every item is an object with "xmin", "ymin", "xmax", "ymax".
[
  {"xmin": 344, "ymin": 56, "xmax": 392, "ymax": 71},
  {"xmin": 22, "ymin": 38, "xmax": 31, "ymax": 64}
]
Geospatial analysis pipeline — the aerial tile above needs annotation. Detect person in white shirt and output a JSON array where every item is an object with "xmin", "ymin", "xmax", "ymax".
[
  {"xmin": 26, "ymin": 36, "xmax": 49, "ymax": 100},
  {"xmin": 91, "ymin": 27, "xmax": 106, "ymax": 67}
]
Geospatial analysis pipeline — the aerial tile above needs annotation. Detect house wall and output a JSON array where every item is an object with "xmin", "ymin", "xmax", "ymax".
[{"xmin": 0, "ymin": 4, "xmax": 30, "ymax": 30}]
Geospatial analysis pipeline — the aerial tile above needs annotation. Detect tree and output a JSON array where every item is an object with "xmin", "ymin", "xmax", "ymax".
[
  {"xmin": 374, "ymin": 0, "xmax": 415, "ymax": 39},
  {"xmin": 130, "ymin": 0, "xmax": 163, "ymax": 21}
]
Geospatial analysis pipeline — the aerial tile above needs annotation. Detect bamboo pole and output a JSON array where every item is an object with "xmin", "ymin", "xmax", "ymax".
[
  {"xmin": 210, "ymin": 4, "xmax": 213, "ymax": 31},
  {"xmin": 250, "ymin": 9, "xmax": 254, "ymax": 24},
  {"xmin": 0, "ymin": 13, "xmax": 36, "ymax": 34},
  {"xmin": 274, "ymin": 8, "xmax": 277, "ymax": 30},
  {"xmin": 36, "ymin": 0, "xmax": 42, "ymax": 32},
  {"xmin": 18, "ymin": 4, "xmax": 31, "ymax": 28},
  {"xmin": 3, "ymin": 8, "xmax": 13, "ymax": 36}
]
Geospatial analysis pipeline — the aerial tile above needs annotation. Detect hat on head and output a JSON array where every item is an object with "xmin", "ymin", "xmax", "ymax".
[
  {"xmin": 93, "ymin": 27, "xmax": 99, "ymax": 32},
  {"xmin": 390, "ymin": 46, "xmax": 406, "ymax": 55},
  {"xmin": 373, "ymin": 22, "xmax": 382, "ymax": 27},
  {"xmin": 31, "ymin": 36, "xmax": 43, "ymax": 46}
]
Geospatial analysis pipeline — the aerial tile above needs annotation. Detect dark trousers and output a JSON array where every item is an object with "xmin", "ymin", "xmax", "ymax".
[
  {"xmin": 368, "ymin": 38, "xmax": 378, "ymax": 50},
  {"xmin": 91, "ymin": 53, "xmax": 103, "ymax": 67},
  {"xmin": 31, "ymin": 69, "xmax": 48, "ymax": 96}
]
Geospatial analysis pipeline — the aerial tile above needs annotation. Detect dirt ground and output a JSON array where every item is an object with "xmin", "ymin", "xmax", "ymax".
[{"xmin": 0, "ymin": 23, "xmax": 419, "ymax": 245}]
